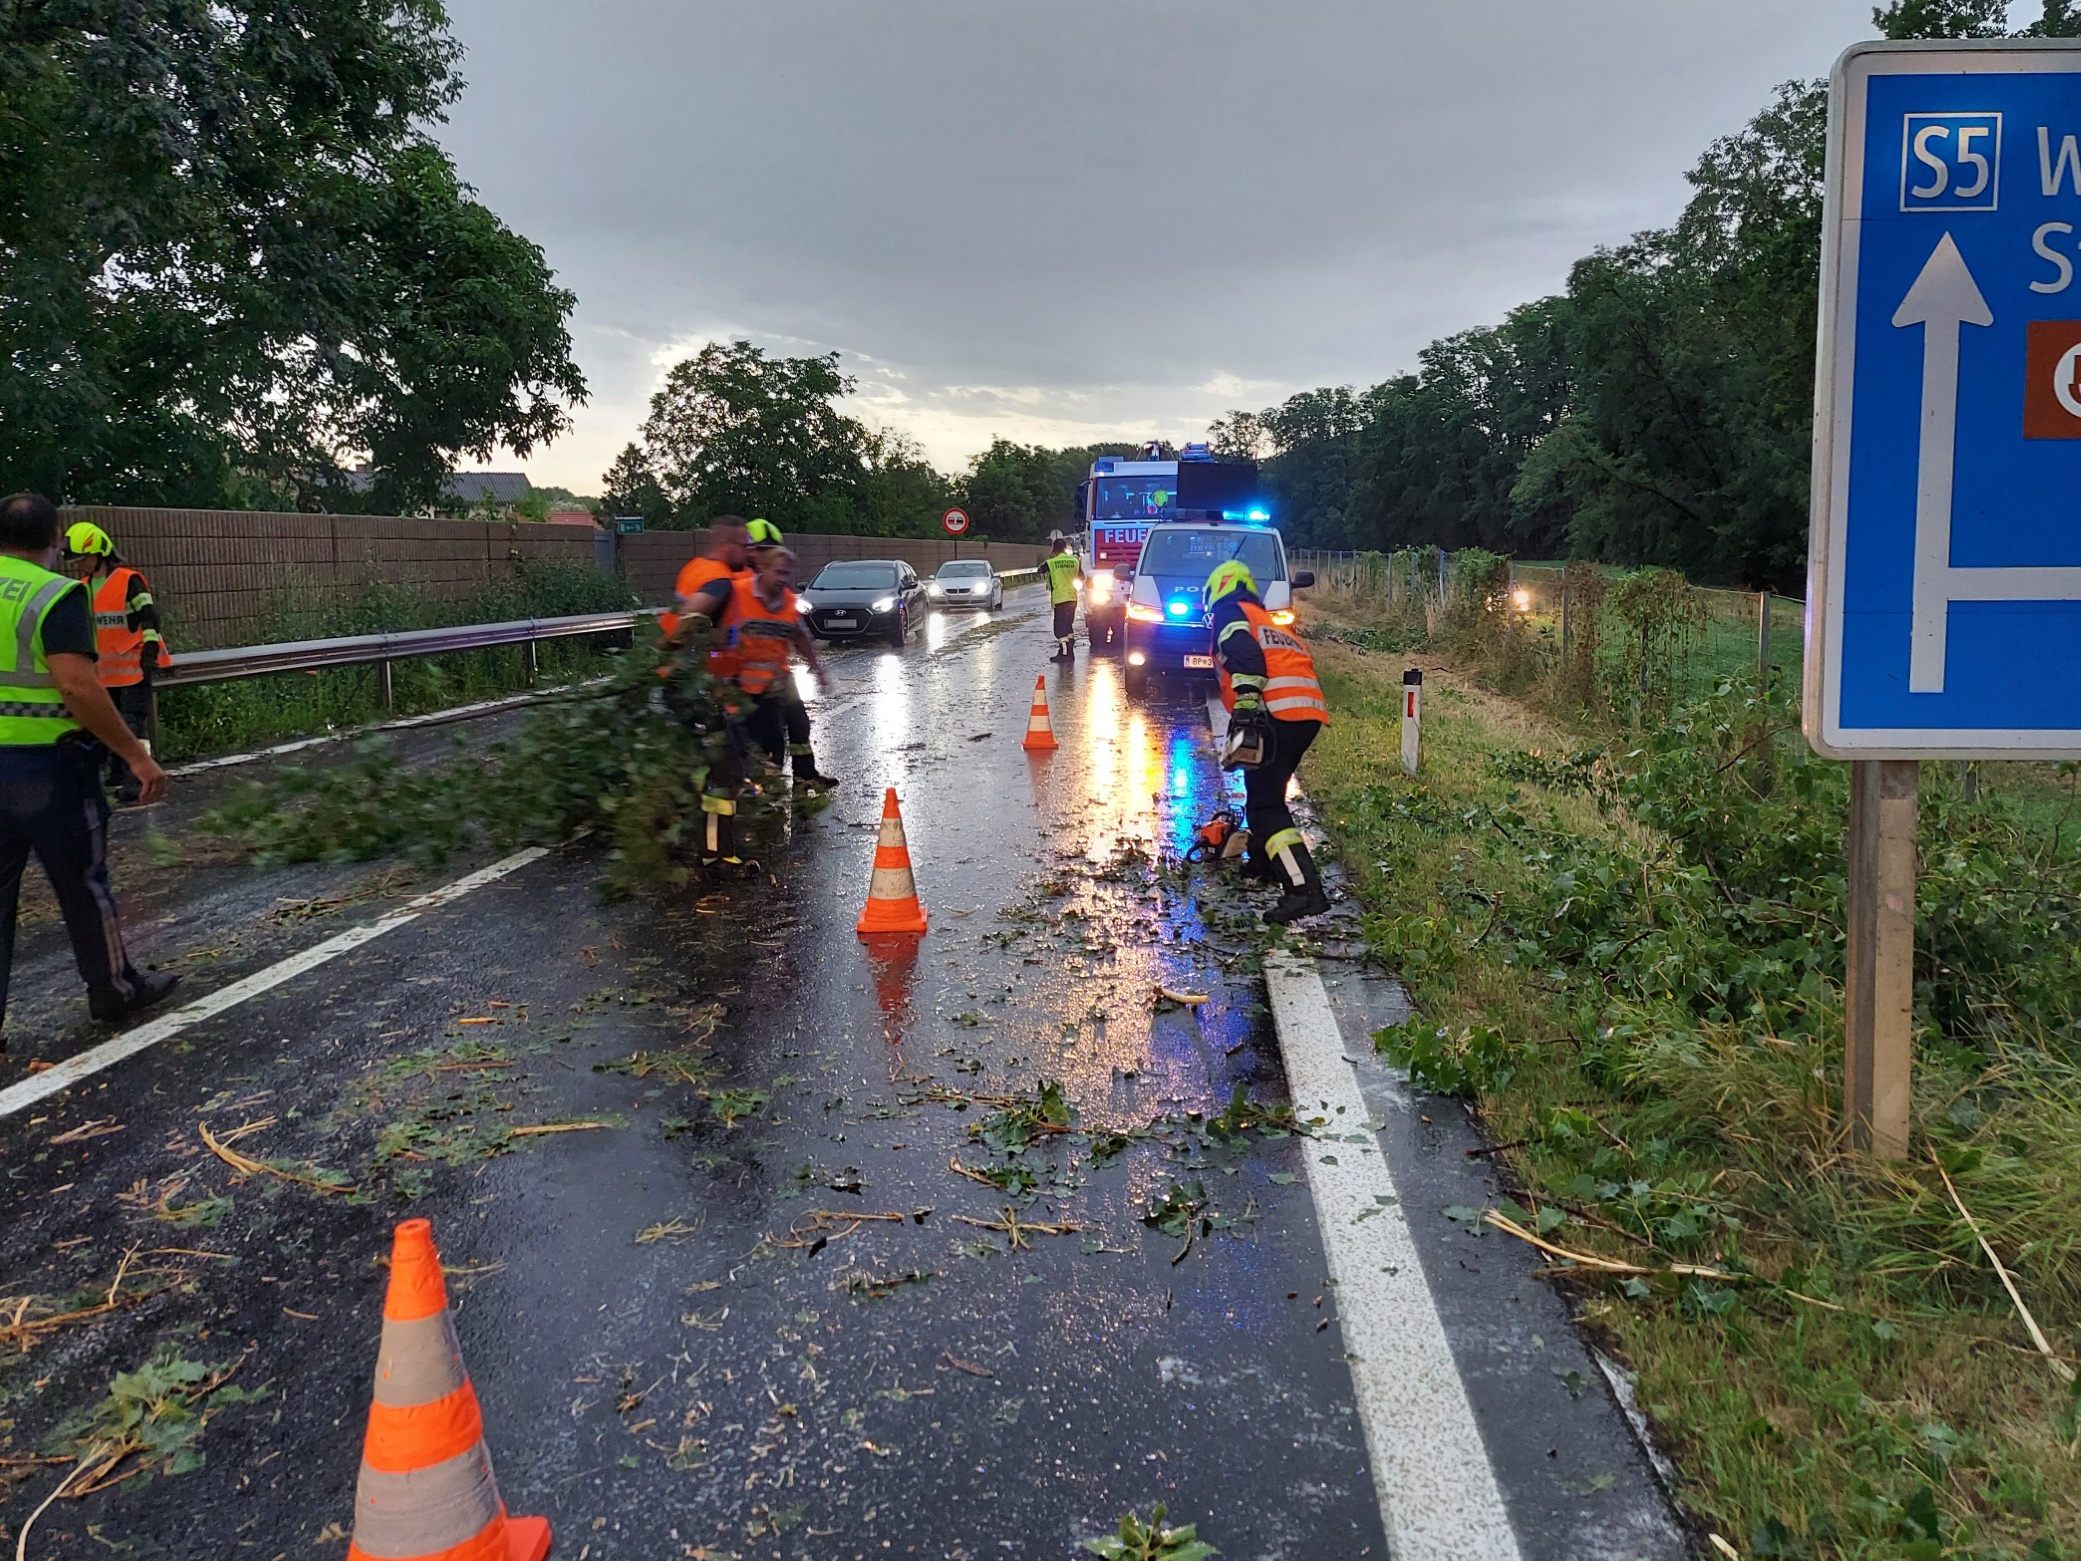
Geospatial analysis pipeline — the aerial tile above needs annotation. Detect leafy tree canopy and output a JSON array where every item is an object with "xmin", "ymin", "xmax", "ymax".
[{"xmin": 1, "ymin": 1, "xmax": 585, "ymax": 512}]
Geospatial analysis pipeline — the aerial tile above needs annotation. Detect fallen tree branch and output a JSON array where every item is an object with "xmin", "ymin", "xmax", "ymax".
[
  {"xmin": 1931, "ymin": 1154, "xmax": 2076, "ymax": 1384},
  {"xmin": 199, "ymin": 1119, "xmax": 354, "ymax": 1195},
  {"xmin": 1484, "ymin": 1209, "xmax": 1741, "ymax": 1282}
]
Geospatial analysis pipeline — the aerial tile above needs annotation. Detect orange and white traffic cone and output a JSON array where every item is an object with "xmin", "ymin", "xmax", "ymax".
[
  {"xmin": 1021, "ymin": 674, "xmax": 1058, "ymax": 752},
  {"xmin": 347, "ymin": 1219, "xmax": 551, "ymax": 1561},
  {"xmin": 856, "ymin": 787, "xmax": 928, "ymax": 935}
]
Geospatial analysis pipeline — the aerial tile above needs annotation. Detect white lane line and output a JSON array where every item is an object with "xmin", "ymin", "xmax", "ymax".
[
  {"xmin": 1265, "ymin": 949, "xmax": 1523, "ymax": 1561},
  {"xmin": 0, "ymin": 846, "xmax": 550, "ymax": 1120},
  {"xmin": 169, "ymin": 684, "xmax": 606, "ymax": 777}
]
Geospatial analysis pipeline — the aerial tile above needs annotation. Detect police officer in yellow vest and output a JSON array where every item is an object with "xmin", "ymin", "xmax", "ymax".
[
  {"xmin": 1043, "ymin": 532, "xmax": 1082, "ymax": 661},
  {"xmin": 62, "ymin": 521, "xmax": 170, "ymax": 805},
  {"xmin": 0, "ymin": 494, "xmax": 177, "ymax": 1035}
]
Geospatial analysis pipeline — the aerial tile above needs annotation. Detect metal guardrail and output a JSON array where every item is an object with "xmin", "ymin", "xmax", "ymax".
[{"xmin": 157, "ymin": 611, "xmax": 650, "ymax": 707}]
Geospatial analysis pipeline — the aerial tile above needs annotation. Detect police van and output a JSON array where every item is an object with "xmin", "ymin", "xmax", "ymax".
[{"xmin": 1116, "ymin": 517, "xmax": 1313, "ymax": 691}]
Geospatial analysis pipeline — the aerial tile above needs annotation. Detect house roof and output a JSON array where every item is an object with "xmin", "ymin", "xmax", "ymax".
[{"xmin": 545, "ymin": 510, "xmax": 601, "ymax": 528}]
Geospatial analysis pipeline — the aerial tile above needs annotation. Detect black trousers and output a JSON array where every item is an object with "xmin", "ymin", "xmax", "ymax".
[
  {"xmin": 1052, "ymin": 601, "xmax": 1076, "ymax": 641},
  {"xmin": 0, "ymin": 741, "xmax": 143, "ymax": 1031},
  {"xmin": 746, "ymin": 688, "xmax": 814, "ymax": 768},
  {"xmin": 1243, "ymin": 718, "xmax": 1319, "ymax": 860},
  {"xmin": 106, "ymin": 682, "xmax": 152, "ymax": 801}
]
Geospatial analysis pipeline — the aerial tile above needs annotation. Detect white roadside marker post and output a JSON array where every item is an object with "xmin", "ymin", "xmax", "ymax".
[{"xmin": 1400, "ymin": 669, "xmax": 1421, "ymax": 777}]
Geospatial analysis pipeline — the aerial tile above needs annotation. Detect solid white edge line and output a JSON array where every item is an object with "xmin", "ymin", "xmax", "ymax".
[
  {"xmin": 168, "ymin": 683, "xmax": 609, "ymax": 777},
  {"xmin": 0, "ymin": 845, "xmax": 550, "ymax": 1120},
  {"xmin": 1264, "ymin": 949, "xmax": 1523, "ymax": 1561}
]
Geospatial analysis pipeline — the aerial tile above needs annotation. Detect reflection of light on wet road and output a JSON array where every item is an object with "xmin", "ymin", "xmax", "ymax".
[
  {"xmin": 868, "ymin": 648, "xmax": 911, "ymax": 764},
  {"xmin": 924, "ymin": 611, "xmax": 949, "ymax": 652}
]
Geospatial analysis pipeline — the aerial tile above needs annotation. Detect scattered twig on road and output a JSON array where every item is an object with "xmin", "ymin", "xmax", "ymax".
[
  {"xmin": 942, "ymin": 1352, "xmax": 994, "ymax": 1378},
  {"xmin": 15, "ymin": 1442, "xmax": 106, "ymax": 1561},
  {"xmin": 48, "ymin": 1118, "xmax": 123, "ymax": 1145},
  {"xmin": 1155, "ymin": 985, "xmax": 1208, "ymax": 1008},
  {"xmin": 199, "ymin": 1119, "xmax": 354, "ymax": 1195},
  {"xmin": 507, "ymin": 1120, "xmax": 614, "ymax": 1138},
  {"xmin": 0, "ymin": 1249, "xmax": 159, "ymax": 1351},
  {"xmin": 1484, "ymin": 1210, "xmax": 1740, "ymax": 1283},
  {"xmin": 636, "ymin": 1218, "xmax": 703, "ymax": 1246},
  {"xmin": 950, "ymin": 1208, "xmax": 1080, "ymax": 1251},
  {"xmin": 1932, "ymin": 1153, "xmax": 2076, "ymax": 1384},
  {"xmin": 771, "ymin": 1209, "xmax": 911, "ymax": 1251}
]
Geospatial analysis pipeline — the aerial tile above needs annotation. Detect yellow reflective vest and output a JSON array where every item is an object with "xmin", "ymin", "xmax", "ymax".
[{"xmin": 0, "ymin": 555, "xmax": 84, "ymax": 746}]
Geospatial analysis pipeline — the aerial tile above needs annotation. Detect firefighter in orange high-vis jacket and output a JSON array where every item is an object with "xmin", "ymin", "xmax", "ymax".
[
  {"xmin": 1207, "ymin": 559, "xmax": 1330, "ymax": 925},
  {"xmin": 727, "ymin": 545, "xmax": 836, "ymax": 792},
  {"xmin": 63, "ymin": 523, "xmax": 171, "ymax": 806}
]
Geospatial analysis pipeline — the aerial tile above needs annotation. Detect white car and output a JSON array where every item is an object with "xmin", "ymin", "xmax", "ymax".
[{"xmin": 928, "ymin": 559, "xmax": 1004, "ymax": 610}]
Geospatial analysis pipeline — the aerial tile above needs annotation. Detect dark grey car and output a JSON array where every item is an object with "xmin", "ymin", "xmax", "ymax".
[{"xmin": 798, "ymin": 560, "xmax": 926, "ymax": 646}]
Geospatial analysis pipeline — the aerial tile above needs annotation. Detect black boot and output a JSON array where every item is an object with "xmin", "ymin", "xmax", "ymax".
[
  {"xmin": 89, "ymin": 970, "xmax": 181, "ymax": 1025},
  {"xmin": 1263, "ymin": 840, "xmax": 1330, "ymax": 925}
]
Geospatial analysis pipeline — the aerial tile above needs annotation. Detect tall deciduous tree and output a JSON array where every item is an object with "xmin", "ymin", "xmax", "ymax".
[{"xmin": 0, "ymin": 1, "xmax": 585, "ymax": 511}]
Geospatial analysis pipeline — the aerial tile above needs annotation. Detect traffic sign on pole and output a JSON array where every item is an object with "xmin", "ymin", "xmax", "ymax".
[
  {"xmin": 1808, "ymin": 41, "xmax": 2081, "ymax": 760},
  {"xmin": 1808, "ymin": 40, "xmax": 2081, "ymax": 1159},
  {"xmin": 941, "ymin": 507, "xmax": 970, "ymax": 537}
]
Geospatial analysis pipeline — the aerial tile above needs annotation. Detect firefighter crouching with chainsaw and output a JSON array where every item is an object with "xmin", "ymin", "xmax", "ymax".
[
  {"xmin": 1207, "ymin": 560, "xmax": 1331, "ymax": 925},
  {"xmin": 730, "ymin": 545, "xmax": 837, "ymax": 791},
  {"xmin": 62, "ymin": 523, "xmax": 171, "ymax": 806}
]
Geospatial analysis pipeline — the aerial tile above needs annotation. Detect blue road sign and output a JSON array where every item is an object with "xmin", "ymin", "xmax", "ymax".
[{"xmin": 1809, "ymin": 42, "xmax": 2081, "ymax": 758}]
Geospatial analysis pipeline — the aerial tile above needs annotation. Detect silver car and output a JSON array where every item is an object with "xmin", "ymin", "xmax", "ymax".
[{"xmin": 928, "ymin": 559, "xmax": 1003, "ymax": 610}]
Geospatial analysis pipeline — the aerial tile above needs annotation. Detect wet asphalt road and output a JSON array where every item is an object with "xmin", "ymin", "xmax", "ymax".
[{"xmin": 0, "ymin": 588, "xmax": 1687, "ymax": 1559}]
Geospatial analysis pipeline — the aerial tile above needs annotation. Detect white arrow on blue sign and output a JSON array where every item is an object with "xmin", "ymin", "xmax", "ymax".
[{"xmin": 1809, "ymin": 41, "xmax": 2081, "ymax": 758}]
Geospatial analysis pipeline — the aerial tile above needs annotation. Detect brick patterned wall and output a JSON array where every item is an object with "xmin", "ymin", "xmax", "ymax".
[
  {"xmin": 60, "ymin": 508, "xmax": 1051, "ymax": 650},
  {"xmin": 62, "ymin": 507, "xmax": 601, "ymax": 649}
]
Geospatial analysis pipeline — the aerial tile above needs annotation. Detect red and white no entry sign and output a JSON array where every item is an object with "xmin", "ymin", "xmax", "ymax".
[{"xmin": 941, "ymin": 507, "xmax": 970, "ymax": 536}]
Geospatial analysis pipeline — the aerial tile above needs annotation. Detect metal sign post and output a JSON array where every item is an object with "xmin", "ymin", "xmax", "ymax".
[{"xmin": 1809, "ymin": 41, "xmax": 2081, "ymax": 1156}]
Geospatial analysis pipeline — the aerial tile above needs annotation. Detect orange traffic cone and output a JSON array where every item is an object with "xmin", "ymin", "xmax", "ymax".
[
  {"xmin": 856, "ymin": 787, "xmax": 928, "ymax": 934},
  {"xmin": 1021, "ymin": 674, "xmax": 1058, "ymax": 752},
  {"xmin": 348, "ymin": 1219, "xmax": 551, "ymax": 1561}
]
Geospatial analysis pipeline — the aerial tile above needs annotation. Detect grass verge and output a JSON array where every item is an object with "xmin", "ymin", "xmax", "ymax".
[{"xmin": 1305, "ymin": 622, "xmax": 2081, "ymax": 1560}]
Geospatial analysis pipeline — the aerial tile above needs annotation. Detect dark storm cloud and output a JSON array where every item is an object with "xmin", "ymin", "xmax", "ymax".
[{"xmin": 434, "ymin": 0, "xmax": 1877, "ymax": 485}]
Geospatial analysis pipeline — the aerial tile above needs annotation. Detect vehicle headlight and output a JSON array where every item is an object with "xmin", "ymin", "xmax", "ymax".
[
  {"xmin": 872, "ymin": 596, "xmax": 896, "ymax": 613},
  {"xmin": 1270, "ymin": 609, "xmax": 1297, "ymax": 626},
  {"xmin": 929, "ymin": 582, "xmax": 944, "ymax": 597},
  {"xmin": 1088, "ymin": 574, "xmax": 1113, "ymax": 603},
  {"xmin": 1126, "ymin": 602, "xmax": 1165, "ymax": 624},
  {"xmin": 795, "ymin": 596, "xmax": 813, "ymax": 613}
]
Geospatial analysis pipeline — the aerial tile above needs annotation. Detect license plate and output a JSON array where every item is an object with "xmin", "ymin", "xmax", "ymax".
[
  {"xmin": 1183, "ymin": 654, "xmax": 1214, "ymax": 670},
  {"xmin": 826, "ymin": 615, "xmax": 856, "ymax": 628}
]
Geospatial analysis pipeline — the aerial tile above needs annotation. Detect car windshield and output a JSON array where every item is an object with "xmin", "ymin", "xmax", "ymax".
[
  {"xmin": 811, "ymin": 564, "xmax": 898, "ymax": 589},
  {"xmin": 937, "ymin": 561, "xmax": 991, "ymax": 578},
  {"xmin": 1136, "ymin": 528, "xmax": 1282, "ymax": 581}
]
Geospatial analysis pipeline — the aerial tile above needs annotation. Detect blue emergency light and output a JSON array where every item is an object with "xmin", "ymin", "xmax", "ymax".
[
  {"xmin": 1219, "ymin": 506, "xmax": 1273, "ymax": 524},
  {"xmin": 1166, "ymin": 599, "xmax": 1194, "ymax": 618}
]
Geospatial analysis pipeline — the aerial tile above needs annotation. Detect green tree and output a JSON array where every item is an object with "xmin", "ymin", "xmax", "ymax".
[
  {"xmin": 0, "ymin": 1, "xmax": 585, "ymax": 512},
  {"xmin": 1873, "ymin": 0, "xmax": 2007, "ymax": 37},
  {"xmin": 631, "ymin": 341, "xmax": 874, "ymax": 529}
]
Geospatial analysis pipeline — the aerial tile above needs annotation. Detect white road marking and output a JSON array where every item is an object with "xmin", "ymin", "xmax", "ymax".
[
  {"xmin": 168, "ymin": 685, "xmax": 605, "ymax": 777},
  {"xmin": 1264, "ymin": 949, "xmax": 1523, "ymax": 1560},
  {"xmin": 0, "ymin": 846, "xmax": 550, "ymax": 1120}
]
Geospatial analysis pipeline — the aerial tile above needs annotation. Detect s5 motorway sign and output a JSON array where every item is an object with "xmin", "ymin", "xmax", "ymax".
[{"xmin": 1809, "ymin": 41, "xmax": 2081, "ymax": 758}]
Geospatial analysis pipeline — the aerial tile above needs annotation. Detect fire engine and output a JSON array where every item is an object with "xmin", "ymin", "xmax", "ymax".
[{"xmin": 1074, "ymin": 442, "xmax": 1261, "ymax": 651}]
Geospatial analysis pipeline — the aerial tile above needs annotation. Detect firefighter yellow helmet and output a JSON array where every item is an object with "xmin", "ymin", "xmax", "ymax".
[
  {"xmin": 1205, "ymin": 560, "xmax": 1256, "ymax": 604},
  {"xmin": 63, "ymin": 521, "xmax": 115, "ymax": 560},
  {"xmin": 745, "ymin": 518, "xmax": 784, "ymax": 548}
]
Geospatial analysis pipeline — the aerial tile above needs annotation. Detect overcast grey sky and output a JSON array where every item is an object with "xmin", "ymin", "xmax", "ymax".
[{"xmin": 435, "ymin": 0, "xmax": 1879, "ymax": 491}]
